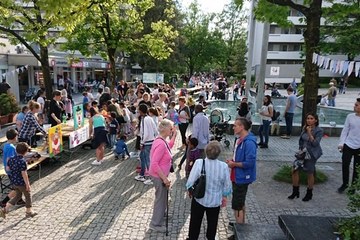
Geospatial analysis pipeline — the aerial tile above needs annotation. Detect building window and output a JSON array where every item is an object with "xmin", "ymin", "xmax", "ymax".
[
  {"xmin": 270, "ymin": 25, "xmax": 276, "ymax": 34},
  {"xmin": 282, "ymin": 45, "xmax": 288, "ymax": 51}
]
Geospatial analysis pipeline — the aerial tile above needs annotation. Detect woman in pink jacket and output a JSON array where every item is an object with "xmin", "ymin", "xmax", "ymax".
[{"xmin": 148, "ymin": 119, "xmax": 177, "ymax": 233}]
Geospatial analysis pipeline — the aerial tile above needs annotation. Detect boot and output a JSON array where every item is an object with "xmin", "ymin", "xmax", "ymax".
[
  {"xmin": 302, "ymin": 188, "xmax": 313, "ymax": 201},
  {"xmin": 288, "ymin": 186, "xmax": 300, "ymax": 199}
]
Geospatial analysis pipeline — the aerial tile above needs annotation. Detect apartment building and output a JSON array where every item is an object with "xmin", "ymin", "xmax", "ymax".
[{"xmin": 250, "ymin": 7, "xmax": 345, "ymax": 86}]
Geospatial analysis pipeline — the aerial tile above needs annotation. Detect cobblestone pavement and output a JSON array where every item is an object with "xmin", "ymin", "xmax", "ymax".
[{"xmin": 0, "ymin": 131, "xmax": 355, "ymax": 240}]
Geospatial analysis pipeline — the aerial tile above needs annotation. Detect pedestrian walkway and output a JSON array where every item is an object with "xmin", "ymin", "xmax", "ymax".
[{"xmin": 0, "ymin": 87, "xmax": 357, "ymax": 239}]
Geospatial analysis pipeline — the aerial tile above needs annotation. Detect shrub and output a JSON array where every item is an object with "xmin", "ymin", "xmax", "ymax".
[
  {"xmin": 273, "ymin": 165, "xmax": 327, "ymax": 185},
  {"xmin": 0, "ymin": 93, "xmax": 20, "ymax": 115}
]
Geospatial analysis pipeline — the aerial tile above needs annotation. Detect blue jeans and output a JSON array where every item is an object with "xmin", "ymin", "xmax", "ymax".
[
  {"xmin": 285, "ymin": 112, "xmax": 294, "ymax": 136},
  {"xmin": 328, "ymin": 98, "xmax": 335, "ymax": 107},
  {"xmin": 140, "ymin": 144, "xmax": 152, "ymax": 176},
  {"xmin": 108, "ymin": 134, "xmax": 116, "ymax": 148},
  {"xmin": 258, "ymin": 120, "xmax": 271, "ymax": 145}
]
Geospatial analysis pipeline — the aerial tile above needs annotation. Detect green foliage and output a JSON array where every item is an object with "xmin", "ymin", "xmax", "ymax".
[
  {"xmin": 273, "ymin": 165, "xmax": 327, "ymax": 185},
  {"xmin": 321, "ymin": 2, "xmax": 360, "ymax": 60},
  {"xmin": 255, "ymin": 0, "xmax": 293, "ymax": 27},
  {"xmin": 338, "ymin": 167, "xmax": 360, "ymax": 240},
  {"xmin": 0, "ymin": 93, "xmax": 19, "ymax": 115}
]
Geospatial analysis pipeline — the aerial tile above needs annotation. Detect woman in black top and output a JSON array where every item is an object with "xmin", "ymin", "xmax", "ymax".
[{"xmin": 49, "ymin": 90, "xmax": 63, "ymax": 126}]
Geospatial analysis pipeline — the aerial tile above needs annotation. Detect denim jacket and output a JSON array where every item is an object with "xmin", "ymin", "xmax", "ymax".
[{"xmin": 299, "ymin": 126, "xmax": 323, "ymax": 160}]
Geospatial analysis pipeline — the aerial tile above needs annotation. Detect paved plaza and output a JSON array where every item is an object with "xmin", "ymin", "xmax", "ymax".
[{"xmin": 0, "ymin": 89, "xmax": 359, "ymax": 239}]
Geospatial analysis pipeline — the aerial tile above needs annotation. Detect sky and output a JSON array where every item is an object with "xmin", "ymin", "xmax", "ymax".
[{"xmin": 179, "ymin": 0, "xmax": 232, "ymax": 13}]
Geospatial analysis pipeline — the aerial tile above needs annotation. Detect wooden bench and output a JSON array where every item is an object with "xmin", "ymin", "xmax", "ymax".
[{"xmin": 0, "ymin": 154, "xmax": 49, "ymax": 193}]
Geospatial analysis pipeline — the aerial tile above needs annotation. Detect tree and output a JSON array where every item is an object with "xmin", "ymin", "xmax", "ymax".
[
  {"xmin": 321, "ymin": 1, "xmax": 360, "ymax": 61},
  {"xmin": 254, "ymin": 0, "xmax": 323, "ymax": 121},
  {"xmin": 180, "ymin": 2, "xmax": 227, "ymax": 75},
  {"xmin": 64, "ymin": 0, "xmax": 177, "ymax": 87},
  {"xmin": 0, "ymin": 0, "xmax": 90, "ymax": 99},
  {"xmin": 216, "ymin": 1, "xmax": 247, "ymax": 76}
]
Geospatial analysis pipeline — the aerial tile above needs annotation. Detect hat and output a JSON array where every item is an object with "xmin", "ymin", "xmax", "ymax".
[{"xmin": 329, "ymin": 82, "xmax": 334, "ymax": 85}]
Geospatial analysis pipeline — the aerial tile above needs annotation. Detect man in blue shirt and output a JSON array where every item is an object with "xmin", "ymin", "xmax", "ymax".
[
  {"xmin": 1, "ymin": 129, "xmax": 25, "ymax": 207},
  {"xmin": 281, "ymin": 87, "xmax": 297, "ymax": 139},
  {"xmin": 191, "ymin": 104, "xmax": 210, "ymax": 158}
]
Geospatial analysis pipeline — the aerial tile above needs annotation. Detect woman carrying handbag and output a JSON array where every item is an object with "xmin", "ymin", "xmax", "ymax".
[
  {"xmin": 288, "ymin": 112, "xmax": 323, "ymax": 201},
  {"xmin": 186, "ymin": 141, "xmax": 232, "ymax": 240}
]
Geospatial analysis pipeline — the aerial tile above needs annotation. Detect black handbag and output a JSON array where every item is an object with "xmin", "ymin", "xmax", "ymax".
[{"xmin": 189, "ymin": 159, "xmax": 206, "ymax": 199}]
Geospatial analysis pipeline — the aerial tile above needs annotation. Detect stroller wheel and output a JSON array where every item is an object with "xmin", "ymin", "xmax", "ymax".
[{"xmin": 224, "ymin": 140, "xmax": 230, "ymax": 147}]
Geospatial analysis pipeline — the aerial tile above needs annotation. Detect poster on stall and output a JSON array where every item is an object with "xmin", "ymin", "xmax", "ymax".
[
  {"xmin": 73, "ymin": 104, "xmax": 84, "ymax": 130},
  {"xmin": 48, "ymin": 125, "xmax": 63, "ymax": 157},
  {"xmin": 69, "ymin": 125, "xmax": 90, "ymax": 149}
]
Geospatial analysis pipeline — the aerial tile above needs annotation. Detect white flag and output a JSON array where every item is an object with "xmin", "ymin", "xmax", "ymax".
[
  {"xmin": 324, "ymin": 58, "xmax": 330, "ymax": 69},
  {"xmin": 355, "ymin": 62, "xmax": 360, "ymax": 77},
  {"xmin": 312, "ymin": 53, "xmax": 318, "ymax": 64},
  {"xmin": 319, "ymin": 56, "xmax": 325, "ymax": 67},
  {"xmin": 348, "ymin": 62, "xmax": 355, "ymax": 76}
]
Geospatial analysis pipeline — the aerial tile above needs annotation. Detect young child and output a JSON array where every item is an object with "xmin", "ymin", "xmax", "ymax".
[
  {"xmin": 108, "ymin": 111, "xmax": 119, "ymax": 148},
  {"xmin": 271, "ymin": 112, "xmax": 281, "ymax": 136},
  {"xmin": 185, "ymin": 137, "xmax": 202, "ymax": 178},
  {"xmin": 165, "ymin": 101, "xmax": 180, "ymax": 125},
  {"xmin": 0, "ymin": 142, "xmax": 37, "ymax": 219},
  {"xmin": 1, "ymin": 129, "xmax": 25, "ymax": 207},
  {"xmin": 114, "ymin": 135, "xmax": 130, "ymax": 160}
]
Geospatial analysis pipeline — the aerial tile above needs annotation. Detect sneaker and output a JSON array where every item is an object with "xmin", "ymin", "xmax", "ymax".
[
  {"xmin": 281, "ymin": 135, "xmax": 290, "ymax": 139},
  {"xmin": 91, "ymin": 160, "xmax": 102, "ymax": 166},
  {"xmin": 149, "ymin": 225, "xmax": 166, "ymax": 233},
  {"xmin": 143, "ymin": 179, "xmax": 153, "ymax": 185},
  {"xmin": 134, "ymin": 175, "xmax": 146, "ymax": 182},
  {"xmin": 257, "ymin": 142, "xmax": 264, "ymax": 146},
  {"xmin": 260, "ymin": 144, "xmax": 268, "ymax": 148},
  {"xmin": 16, "ymin": 199, "xmax": 26, "ymax": 206},
  {"xmin": 337, "ymin": 185, "xmax": 348, "ymax": 194},
  {"xmin": 25, "ymin": 211, "xmax": 38, "ymax": 218}
]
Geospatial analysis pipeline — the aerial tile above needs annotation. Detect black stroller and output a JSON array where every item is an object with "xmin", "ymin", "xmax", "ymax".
[{"xmin": 209, "ymin": 109, "xmax": 231, "ymax": 147}]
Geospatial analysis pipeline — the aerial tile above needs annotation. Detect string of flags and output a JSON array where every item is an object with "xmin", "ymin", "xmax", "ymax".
[
  {"xmin": 1, "ymin": 65, "xmax": 28, "ymax": 78},
  {"xmin": 312, "ymin": 53, "xmax": 360, "ymax": 77}
]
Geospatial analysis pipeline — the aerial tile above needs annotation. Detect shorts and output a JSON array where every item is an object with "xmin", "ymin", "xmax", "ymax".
[{"xmin": 232, "ymin": 183, "xmax": 249, "ymax": 210}]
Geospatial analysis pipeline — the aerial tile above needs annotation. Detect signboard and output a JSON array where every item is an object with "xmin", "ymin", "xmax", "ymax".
[
  {"xmin": 270, "ymin": 66, "xmax": 280, "ymax": 76},
  {"xmin": 48, "ymin": 125, "xmax": 63, "ymax": 157},
  {"xmin": 69, "ymin": 125, "xmax": 89, "ymax": 149},
  {"xmin": 73, "ymin": 105, "xmax": 84, "ymax": 130},
  {"xmin": 142, "ymin": 73, "xmax": 164, "ymax": 84}
]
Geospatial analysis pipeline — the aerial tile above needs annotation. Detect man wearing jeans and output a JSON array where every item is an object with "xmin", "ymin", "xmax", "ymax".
[
  {"xmin": 281, "ymin": 87, "xmax": 297, "ymax": 139},
  {"xmin": 135, "ymin": 104, "xmax": 158, "ymax": 185},
  {"xmin": 337, "ymin": 98, "xmax": 360, "ymax": 193}
]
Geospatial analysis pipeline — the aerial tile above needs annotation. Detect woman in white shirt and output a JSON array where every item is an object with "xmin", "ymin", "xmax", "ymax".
[
  {"xmin": 258, "ymin": 95, "xmax": 273, "ymax": 148},
  {"xmin": 186, "ymin": 141, "xmax": 232, "ymax": 240}
]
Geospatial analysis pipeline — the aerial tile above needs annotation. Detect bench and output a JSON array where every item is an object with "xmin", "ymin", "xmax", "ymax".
[{"xmin": 0, "ymin": 154, "xmax": 49, "ymax": 193}]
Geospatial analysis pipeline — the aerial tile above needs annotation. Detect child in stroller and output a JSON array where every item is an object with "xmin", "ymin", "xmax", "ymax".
[{"xmin": 209, "ymin": 109, "xmax": 231, "ymax": 147}]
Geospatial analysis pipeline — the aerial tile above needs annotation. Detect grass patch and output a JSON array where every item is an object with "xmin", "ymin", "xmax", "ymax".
[{"xmin": 273, "ymin": 165, "xmax": 328, "ymax": 185}]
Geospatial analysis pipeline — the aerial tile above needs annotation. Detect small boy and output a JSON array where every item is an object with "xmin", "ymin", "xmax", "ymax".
[
  {"xmin": 165, "ymin": 101, "xmax": 180, "ymax": 125},
  {"xmin": 1, "ymin": 129, "xmax": 25, "ymax": 207},
  {"xmin": 108, "ymin": 111, "xmax": 119, "ymax": 148},
  {"xmin": 185, "ymin": 137, "xmax": 202, "ymax": 178},
  {"xmin": 0, "ymin": 142, "xmax": 37, "ymax": 219},
  {"xmin": 114, "ymin": 135, "xmax": 130, "ymax": 160}
]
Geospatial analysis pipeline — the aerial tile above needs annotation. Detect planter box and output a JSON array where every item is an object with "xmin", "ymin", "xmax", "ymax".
[{"xmin": 0, "ymin": 115, "xmax": 8, "ymax": 126}]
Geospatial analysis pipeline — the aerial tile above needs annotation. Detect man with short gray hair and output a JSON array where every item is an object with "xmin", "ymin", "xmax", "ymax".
[{"xmin": 192, "ymin": 104, "xmax": 210, "ymax": 157}]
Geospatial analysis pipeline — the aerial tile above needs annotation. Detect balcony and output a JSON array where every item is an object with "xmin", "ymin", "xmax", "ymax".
[
  {"xmin": 267, "ymin": 51, "xmax": 303, "ymax": 60},
  {"xmin": 269, "ymin": 34, "xmax": 304, "ymax": 43}
]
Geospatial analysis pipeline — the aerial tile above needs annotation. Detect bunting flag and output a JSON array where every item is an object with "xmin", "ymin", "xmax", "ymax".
[
  {"xmin": 355, "ymin": 62, "xmax": 360, "ymax": 77},
  {"xmin": 348, "ymin": 61, "xmax": 355, "ymax": 76},
  {"xmin": 312, "ymin": 52, "xmax": 360, "ymax": 78},
  {"xmin": 1, "ymin": 65, "xmax": 28, "ymax": 79}
]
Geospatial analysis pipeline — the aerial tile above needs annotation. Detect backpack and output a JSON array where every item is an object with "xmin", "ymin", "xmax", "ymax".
[
  {"xmin": 271, "ymin": 107, "xmax": 280, "ymax": 121},
  {"xmin": 332, "ymin": 88, "xmax": 337, "ymax": 97}
]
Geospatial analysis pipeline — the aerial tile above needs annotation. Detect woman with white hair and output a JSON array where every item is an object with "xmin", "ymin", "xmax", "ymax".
[
  {"xmin": 148, "ymin": 119, "xmax": 177, "ymax": 233},
  {"xmin": 99, "ymin": 87, "xmax": 111, "ymax": 107}
]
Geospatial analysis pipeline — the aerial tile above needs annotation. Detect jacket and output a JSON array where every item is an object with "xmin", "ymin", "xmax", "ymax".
[
  {"xmin": 234, "ymin": 133, "xmax": 257, "ymax": 184},
  {"xmin": 299, "ymin": 126, "xmax": 323, "ymax": 160}
]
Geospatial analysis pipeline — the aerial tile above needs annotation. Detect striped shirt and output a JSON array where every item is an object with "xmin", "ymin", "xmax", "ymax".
[{"xmin": 186, "ymin": 158, "xmax": 232, "ymax": 208}]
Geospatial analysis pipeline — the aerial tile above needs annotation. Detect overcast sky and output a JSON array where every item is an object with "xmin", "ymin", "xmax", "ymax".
[{"xmin": 179, "ymin": 0, "xmax": 232, "ymax": 13}]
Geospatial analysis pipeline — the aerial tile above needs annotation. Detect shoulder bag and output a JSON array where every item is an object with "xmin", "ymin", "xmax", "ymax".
[{"xmin": 189, "ymin": 159, "xmax": 206, "ymax": 199}]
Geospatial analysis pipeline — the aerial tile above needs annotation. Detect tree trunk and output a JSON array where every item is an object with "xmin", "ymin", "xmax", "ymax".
[
  {"xmin": 108, "ymin": 48, "xmax": 116, "ymax": 89},
  {"xmin": 302, "ymin": 0, "xmax": 322, "ymax": 126},
  {"xmin": 40, "ymin": 45, "xmax": 53, "ymax": 100}
]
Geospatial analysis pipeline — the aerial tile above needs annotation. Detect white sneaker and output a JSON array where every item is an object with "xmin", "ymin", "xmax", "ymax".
[
  {"xmin": 134, "ymin": 175, "xmax": 146, "ymax": 182},
  {"xmin": 143, "ymin": 179, "xmax": 153, "ymax": 185},
  {"xmin": 91, "ymin": 160, "xmax": 102, "ymax": 165}
]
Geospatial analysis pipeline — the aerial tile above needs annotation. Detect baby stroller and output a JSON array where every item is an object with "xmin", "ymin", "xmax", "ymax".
[{"xmin": 209, "ymin": 109, "xmax": 231, "ymax": 147}]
